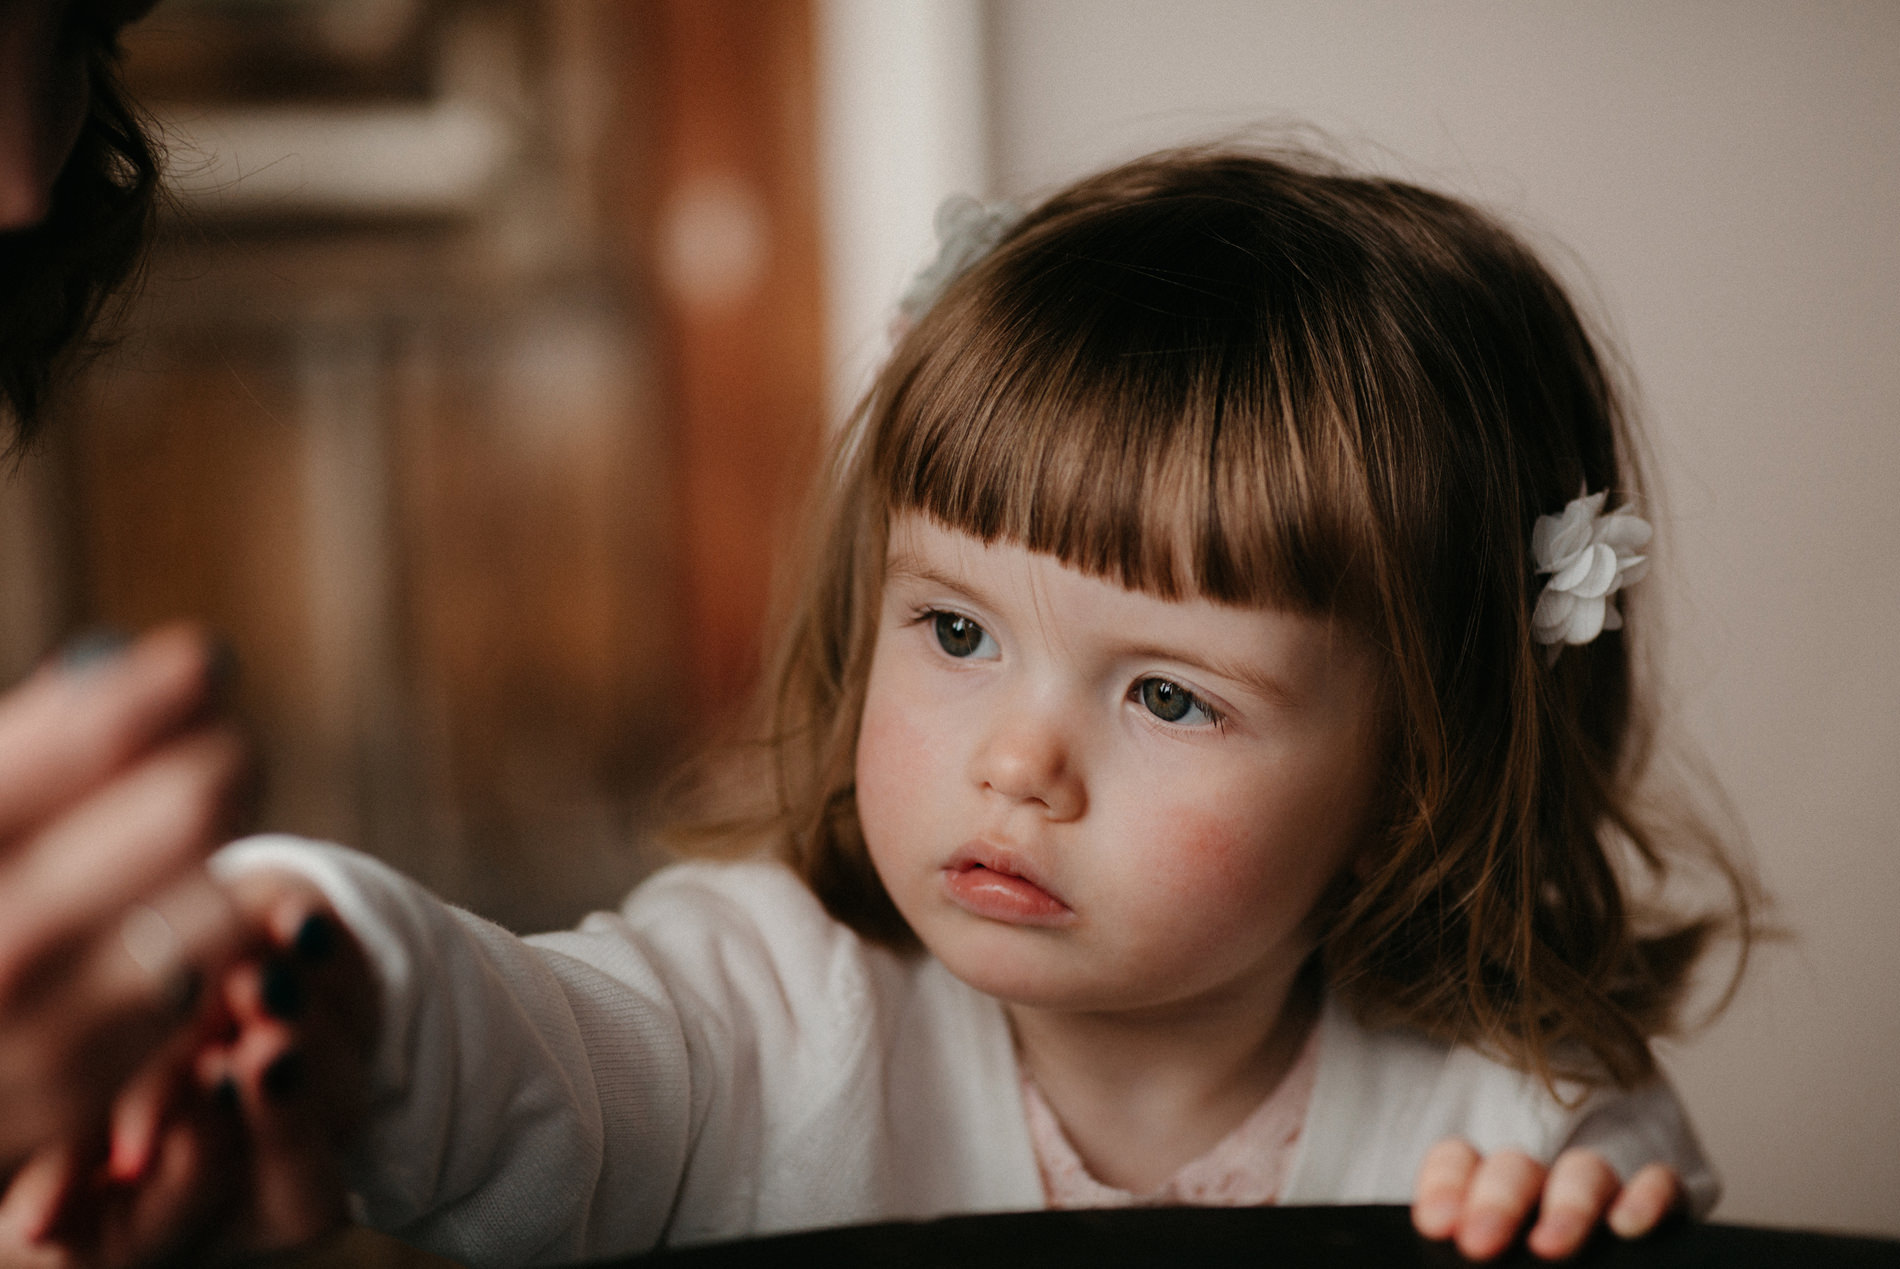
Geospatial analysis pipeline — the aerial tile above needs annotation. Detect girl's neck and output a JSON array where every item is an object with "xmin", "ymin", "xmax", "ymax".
[{"xmin": 1005, "ymin": 961, "xmax": 1321, "ymax": 1195}]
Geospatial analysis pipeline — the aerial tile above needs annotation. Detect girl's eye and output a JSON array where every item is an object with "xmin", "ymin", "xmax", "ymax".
[
  {"xmin": 1136, "ymin": 677, "xmax": 1220, "ymax": 727},
  {"xmin": 930, "ymin": 612, "xmax": 996, "ymax": 659}
]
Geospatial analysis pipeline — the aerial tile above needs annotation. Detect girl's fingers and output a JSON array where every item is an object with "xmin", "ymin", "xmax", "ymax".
[
  {"xmin": 219, "ymin": 877, "xmax": 376, "ymax": 1069},
  {"xmin": 217, "ymin": 974, "xmax": 352, "ymax": 1252},
  {"xmin": 1527, "ymin": 1149, "xmax": 1620, "ymax": 1260},
  {"xmin": 1607, "ymin": 1163, "xmax": 1681, "ymax": 1238},
  {"xmin": 1412, "ymin": 1137, "xmax": 1480, "ymax": 1239},
  {"xmin": 1457, "ymin": 1149, "xmax": 1547, "ymax": 1261}
]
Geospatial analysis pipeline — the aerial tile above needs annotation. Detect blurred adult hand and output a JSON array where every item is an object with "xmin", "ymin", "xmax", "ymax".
[{"xmin": 0, "ymin": 625, "xmax": 254, "ymax": 1174}]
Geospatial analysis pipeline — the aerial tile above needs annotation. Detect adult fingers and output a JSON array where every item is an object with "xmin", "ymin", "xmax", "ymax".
[
  {"xmin": 0, "ymin": 869, "xmax": 251, "ymax": 1168},
  {"xmin": 0, "ymin": 723, "xmax": 252, "ymax": 1012},
  {"xmin": 0, "ymin": 626, "xmax": 227, "ymax": 845},
  {"xmin": 90, "ymin": 868, "xmax": 253, "ymax": 1030},
  {"xmin": 102, "ymin": 1002, "xmax": 226, "ymax": 1194},
  {"xmin": 0, "ymin": 1140, "xmax": 84, "ymax": 1250},
  {"xmin": 1607, "ymin": 1163, "xmax": 1681, "ymax": 1238},
  {"xmin": 94, "ymin": 1100, "xmax": 247, "ymax": 1269},
  {"xmin": 10, "ymin": 1095, "xmax": 247, "ymax": 1269},
  {"xmin": 1456, "ymin": 1149, "xmax": 1547, "ymax": 1262},
  {"xmin": 1412, "ymin": 1137, "xmax": 1480, "ymax": 1240},
  {"xmin": 1526, "ymin": 1149, "xmax": 1620, "ymax": 1260},
  {"xmin": 105, "ymin": 1061, "xmax": 175, "ymax": 1191}
]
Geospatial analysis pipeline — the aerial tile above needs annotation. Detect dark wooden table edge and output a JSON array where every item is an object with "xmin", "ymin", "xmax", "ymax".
[{"xmin": 573, "ymin": 1203, "xmax": 1900, "ymax": 1268}]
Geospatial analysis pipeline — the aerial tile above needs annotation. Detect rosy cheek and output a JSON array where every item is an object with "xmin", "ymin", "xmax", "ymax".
[
  {"xmin": 1135, "ymin": 809, "xmax": 1252, "ymax": 896},
  {"xmin": 1137, "ymin": 804, "xmax": 1336, "ymax": 930},
  {"xmin": 855, "ymin": 681, "xmax": 935, "ymax": 840}
]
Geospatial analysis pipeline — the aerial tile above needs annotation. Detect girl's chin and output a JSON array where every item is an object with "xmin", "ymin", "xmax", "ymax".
[{"xmin": 920, "ymin": 929, "xmax": 1130, "ymax": 1013}]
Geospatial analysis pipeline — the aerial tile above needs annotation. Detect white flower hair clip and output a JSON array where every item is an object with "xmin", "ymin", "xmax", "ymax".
[
  {"xmin": 1531, "ymin": 489, "xmax": 1652, "ymax": 658},
  {"xmin": 895, "ymin": 194, "xmax": 1024, "ymax": 331}
]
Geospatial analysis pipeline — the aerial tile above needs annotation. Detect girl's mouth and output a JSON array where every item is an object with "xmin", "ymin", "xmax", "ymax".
[{"xmin": 942, "ymin": 849, "xmax": 1074, "ymax": 926}]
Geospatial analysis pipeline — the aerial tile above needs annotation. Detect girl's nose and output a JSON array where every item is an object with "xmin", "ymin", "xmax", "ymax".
[{"xmin": 968, "ymin": 713, "xmax": 1087, "ymax": 821}]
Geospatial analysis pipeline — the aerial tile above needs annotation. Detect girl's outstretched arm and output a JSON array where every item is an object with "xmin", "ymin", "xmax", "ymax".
[
  {"xmin": 1412, "ymin": 1138, "xmax": 1681, "ymax": 1261},
  {"xmin": 208, "ymin": 837, "xmax": 702, "ymax": 1264}
]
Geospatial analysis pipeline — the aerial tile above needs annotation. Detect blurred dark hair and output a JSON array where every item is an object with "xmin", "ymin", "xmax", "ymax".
[{"xmin": 0, "ymin": 38, "xmax": 159, "ymax": 448}]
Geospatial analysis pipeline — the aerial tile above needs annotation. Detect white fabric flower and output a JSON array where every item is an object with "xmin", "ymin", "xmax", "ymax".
[
  {"xmin": 895, "ymin": 195, "xmax": 1024, "ymax": 329},
  {"xmin": 1530, "ymin": 489, "xmax": 1652, "ymax": 651}
]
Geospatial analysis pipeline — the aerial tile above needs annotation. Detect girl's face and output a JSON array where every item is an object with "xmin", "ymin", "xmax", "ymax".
[{"xmin": 856, "ymin": 514, "xmax": 1389, "ymax": 1019}]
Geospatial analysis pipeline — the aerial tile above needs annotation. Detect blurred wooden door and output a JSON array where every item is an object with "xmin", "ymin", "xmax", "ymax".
[{"xmin": 11, "ymin": 0, "xmax": 826, "ymax": 946}]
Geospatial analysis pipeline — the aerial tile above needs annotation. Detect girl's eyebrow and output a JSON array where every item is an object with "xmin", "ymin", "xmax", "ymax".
[
  {"xmin": 1110, "ymin": 641, "xmax": 1302, "ymax": 709},
  {"xmin": 883, "ymin": 554, "xmax": 984, "ymax": 600}
]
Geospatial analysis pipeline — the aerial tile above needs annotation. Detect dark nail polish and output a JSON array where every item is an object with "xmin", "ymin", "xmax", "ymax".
[
  {"xmin": 261, "ymin": 1050, "xmax": 304, "ymax": 1102},
  {"xmin": 58, "ymin": 628, "xmax": 130, "ymax": 671},
  {"xmin": 260, "ymin": 957, "xmax": 303, "ymax": 1020},
  {"xmin": 293, "ymin": 913, "xmax": 336, "ymax": 964},
  {"xmin": 203, "ymin": 636, "xmax": 240, "ymax": 706},
  {"xmin": 213, "ymin": 1076, "xmax": 240, "ymax": 1113}
]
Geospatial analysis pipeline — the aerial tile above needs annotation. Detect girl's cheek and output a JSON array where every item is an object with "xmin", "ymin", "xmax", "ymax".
[
  {"xmin": 1136, "ymin": 801, "xmax": 1346, "ymax": 929},
  {"xmin": 1133, "ymin": 808, "xmax": 1265, "ymax": 907},
  {"xmin": 855, "ymin": 675, "xmax": 937, "ymax": 828}
]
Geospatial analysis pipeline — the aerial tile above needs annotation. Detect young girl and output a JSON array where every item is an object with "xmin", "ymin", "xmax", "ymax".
[{"xmin": 13, "ymin": 146, "xmax": 1753, "ymax": 1266}]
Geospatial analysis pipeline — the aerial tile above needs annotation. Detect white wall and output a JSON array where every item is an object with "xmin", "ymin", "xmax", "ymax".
[
  {"xmin": 817, "ymin": 0, "xmax": 989, "ymax": 427},
  {"xmin": 982, "ymin": 0, "xmax": 1900, "ymax": 1236}
]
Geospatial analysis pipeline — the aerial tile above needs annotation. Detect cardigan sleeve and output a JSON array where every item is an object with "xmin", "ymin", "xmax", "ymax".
[
  {"xmin": 213, "ymin": 836, "xmax": 698, "ymax": 1266},
  {"xmin": 1280, "ymin": 995, "xmax": 1720, "ymax": 1215},
  {"xmin": 1564, "ymin": 1075, "xmax": 1720, "ymax": 1217}
]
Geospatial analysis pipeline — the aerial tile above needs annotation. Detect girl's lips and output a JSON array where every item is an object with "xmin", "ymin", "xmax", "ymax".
[{"xmin": 942, "ymin": 850, "xmax": 1074, "ymax": 926}]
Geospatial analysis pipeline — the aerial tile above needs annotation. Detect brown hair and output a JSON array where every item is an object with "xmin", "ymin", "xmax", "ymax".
[
  {"xmin": 673, "ymin": 145, "xmax": 1756, "ymax": 1089},
  {"xmin": 0, "ymin": 26, "xmax": 159, "ymax": 446}
]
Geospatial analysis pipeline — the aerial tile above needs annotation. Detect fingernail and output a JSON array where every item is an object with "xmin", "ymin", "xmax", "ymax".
[
  {"xmin": 293, "ymin": 913, "xmax": 336, "ymax": 963},
  {"xmin": 168, "ymin": 966, "xmax": 204, "ymax": 1016},
  {"xmin": 213, "ymin": 1075, "xmax": 240, "ymax": 1112},
  {"xmin": 260, "ymin": 957, "xmax": 304, "ymax": 1020},
  {"xmin": 108, "ymin": 1134, "xmax": 152, "ymax": 1183},
  {"xmin": 1538, "ymin": 1209, "xmax": 1585, "ymax": 1249},
  {"xmin": 1608, "ymin": 1201, "xmax": 1649, "ymax": 1239},
  {"xmin": 1461, "ymin": 1210, "xmax": 1510, "ymax": 1258},
  {"xmin": 262, "ymin": 1050, "xmax": 304, "ymax": 1102},
  {"xmin": 57, "ymin": 627, "xmax": 130, "ymax": 671}
]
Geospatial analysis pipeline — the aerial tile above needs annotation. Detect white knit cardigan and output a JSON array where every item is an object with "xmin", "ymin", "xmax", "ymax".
[{"xmin": 214, "ymin": 837, "xmax": 1716, "ymax": 1267}]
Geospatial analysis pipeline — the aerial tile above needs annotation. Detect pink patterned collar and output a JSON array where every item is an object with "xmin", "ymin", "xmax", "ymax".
[{"xmin": 1020, "ymin": 1022, "xmax": 1319, "ymax": 1209}]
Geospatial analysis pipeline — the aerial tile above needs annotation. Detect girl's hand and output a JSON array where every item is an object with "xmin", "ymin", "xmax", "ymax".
[
  {"xmin": 1411, "ymin": 1138, "xmax": 1681, "ymax": 1261},
  {"xmin": 193, "ymin": 872, "xmax": 378, "ymax": 1253},
  {"xmin": 0, "ymin": 625, "xmax": 254, "ymax": 1172}
]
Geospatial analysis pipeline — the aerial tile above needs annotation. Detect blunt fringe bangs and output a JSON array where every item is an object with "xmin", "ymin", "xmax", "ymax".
[
  {"xmin": 876, "ymin": 190, "xmax": 1385, "ymax": 622},
  {"xmin": 669, "ymin": 145, "xmax": 1758, "ymax": 1093}
]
